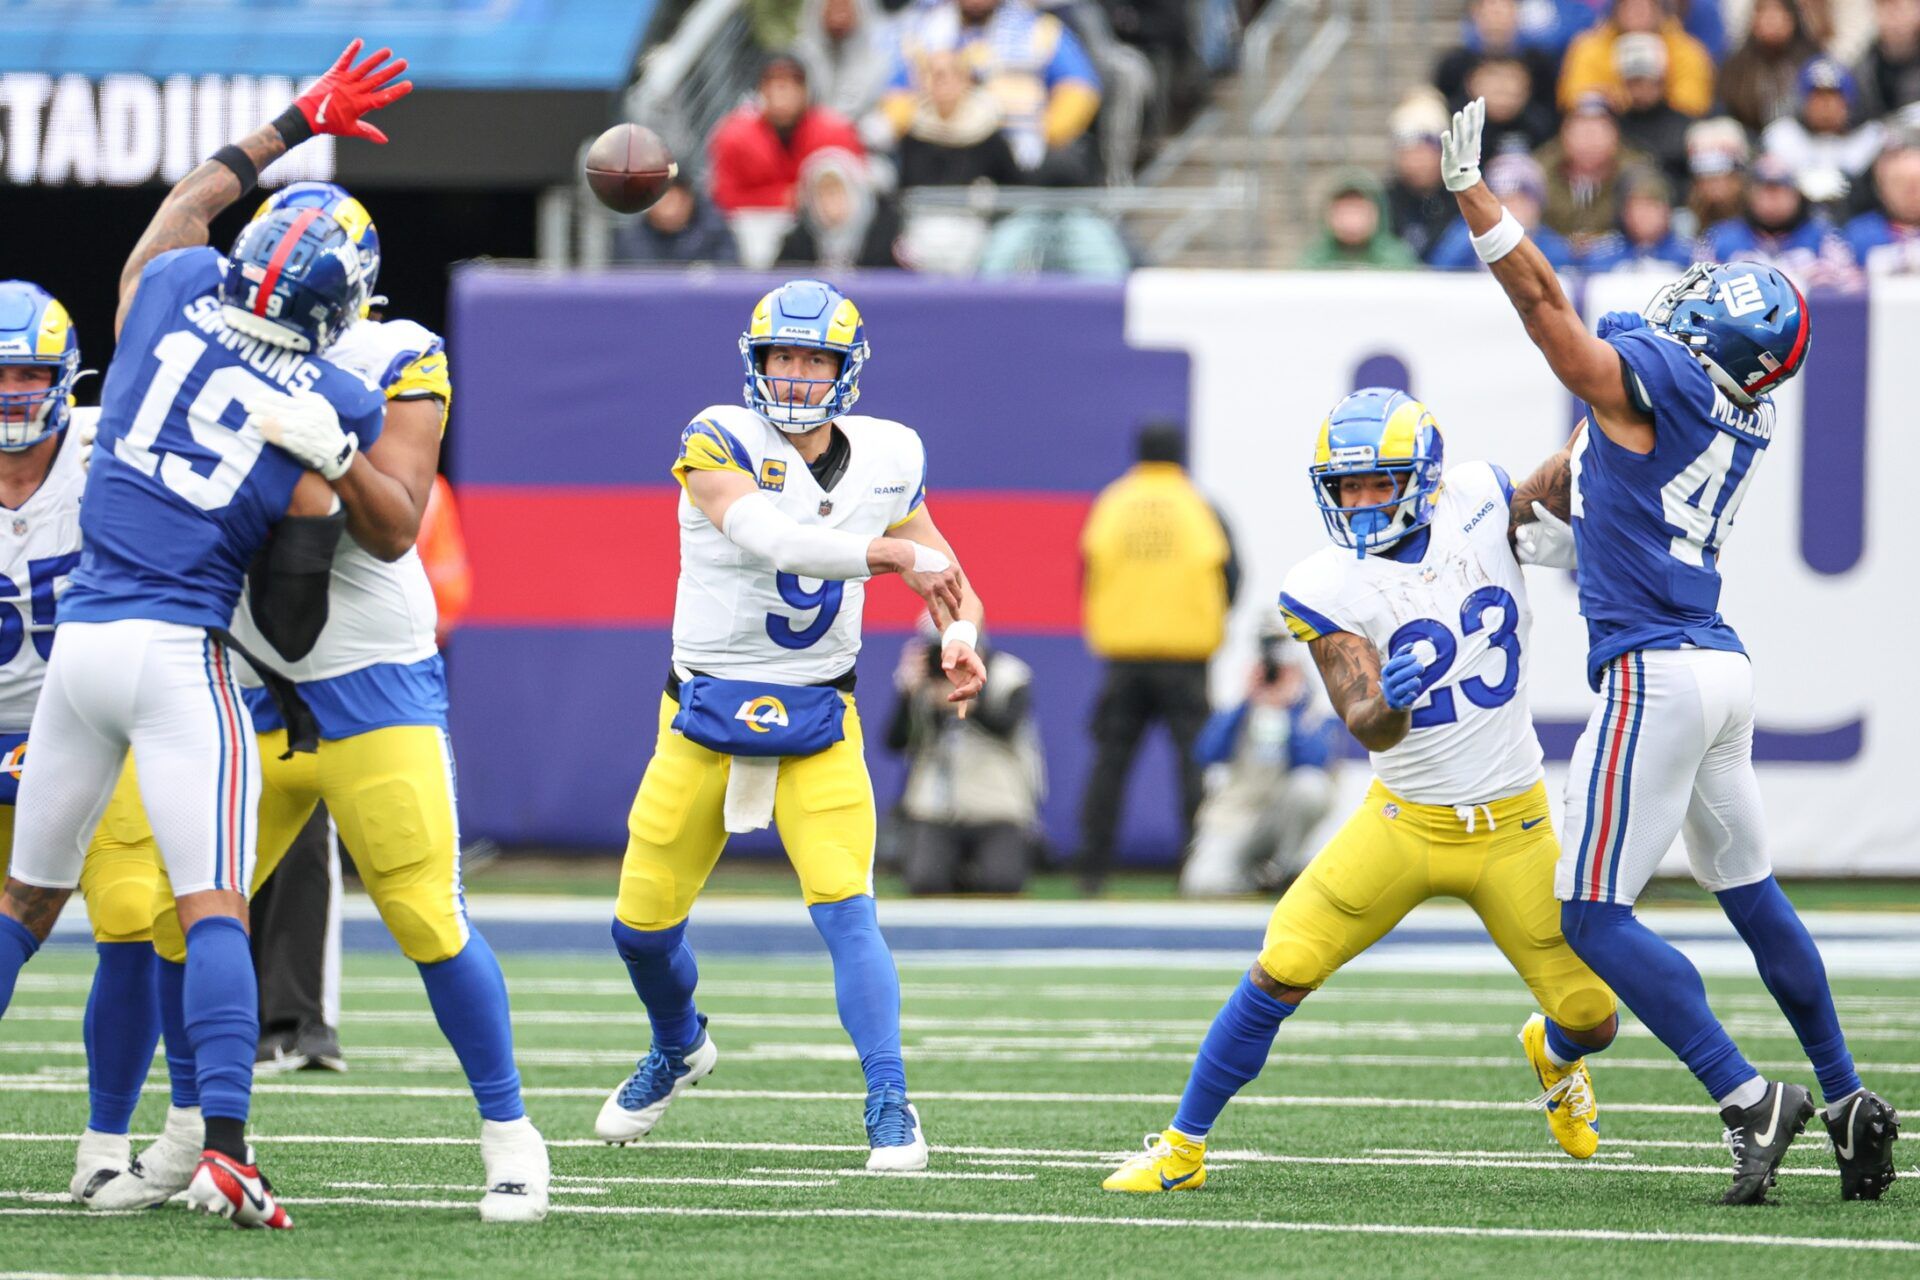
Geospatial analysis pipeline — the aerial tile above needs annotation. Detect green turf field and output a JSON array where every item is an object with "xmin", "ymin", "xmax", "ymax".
[{"xmin": 3, "ymin": 948, "xmax": 1915, "ymax": 1279}]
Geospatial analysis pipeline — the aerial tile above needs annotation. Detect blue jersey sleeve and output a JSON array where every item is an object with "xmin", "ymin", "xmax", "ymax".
[
  {"xmin": 1043, "ymin": 19, "xmax": 1101, "ymax": 89},
  {"xmin": 125, "ymin": 247, "xmax": 223, "ymax": 331},
  {"xmin": 1605, "ymin": 327, "xmax": 1695, "ymax": 422}
]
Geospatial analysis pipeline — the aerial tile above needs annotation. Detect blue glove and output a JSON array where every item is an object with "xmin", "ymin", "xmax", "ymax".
[
  {"xmin": 1380, "ymin": 649, "xmax": 1426, "ymax": 711},
  {"xmin": 1597, "ymin": 310, "xmax": 1648, "ymax": 340}
]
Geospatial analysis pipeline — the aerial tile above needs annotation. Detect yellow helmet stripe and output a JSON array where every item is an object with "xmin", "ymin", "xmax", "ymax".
[
  {"xmin": 749, "ymin": 293, "xmax": 776, "ymax": 340},
  {"xmin": 1312, "ymin": 417, "xmax": 1333, "ymax": 466},
  {"xmin": 35, "ymin": 300, "xmax": 71, "ymax": 359},
  {"xmin": 824, "ymin": 298, "xmax": 862, "ymax": 347},
  {"xmin": 1379, "ymin": 400, "xmax": 1427, "ymax": 462}
]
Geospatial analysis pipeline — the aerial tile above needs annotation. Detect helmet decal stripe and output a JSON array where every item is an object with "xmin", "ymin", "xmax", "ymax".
[
  {"xmin": 253, "ymin": 206, "xmax": 325, "ymax": 318},
  {"xmin": 35, "ymin": 299, "xmax": 71, "ymax": 359},
  {"xmin": 1743, "ymin": 282, "xmax": 1811, "ymax": 397}
]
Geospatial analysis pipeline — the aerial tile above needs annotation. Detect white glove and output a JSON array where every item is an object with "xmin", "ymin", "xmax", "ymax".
[
  {"xmin": 1514, "ymin": 500, "xmax": 1578, "ymax": 569},
  {"xmin": 75, "ymin": 413, "xmax": 98, "ymax": 471},
  {"xmin": 1440, "ymin": 97, "xmax": 1486, "ymax": 193},
  {"xmin": 247, "ymin": 389, "xmax": 357, "ymax": 481}
]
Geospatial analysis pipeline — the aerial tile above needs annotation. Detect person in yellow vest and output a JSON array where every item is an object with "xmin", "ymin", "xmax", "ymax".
[{"xmin": 1075, "ymin": 423, "xmax": 1239, "ymax": 892}]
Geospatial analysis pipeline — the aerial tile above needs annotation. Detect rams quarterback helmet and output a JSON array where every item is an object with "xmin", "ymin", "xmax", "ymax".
[
  {"xmin": 256, "ymin": 181, "xmax": 382, "ymax": 314},
  {"xmin": 1309, "ymin": 388, "xmax": 1445, "ymax": 559},
  {"xmin": 219, "ymin": 206, "xmax": 369, "ymax": 353},
  {"xmin": 1645, "ymin": 262, "xmax": 1810, "ymax": 406},
  {"xmin": 0, "ymin": 280, "xmax": 83, "ymax": 451},
  {"xmin": 740, "ymin": 279, "xmax": 870, "ymax": 432}
]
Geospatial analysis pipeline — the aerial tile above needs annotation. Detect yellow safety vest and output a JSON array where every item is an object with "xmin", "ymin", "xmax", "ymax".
[{"xmin": 1080, "ymin": 463, "xmax": 1229, "ymax": 661}]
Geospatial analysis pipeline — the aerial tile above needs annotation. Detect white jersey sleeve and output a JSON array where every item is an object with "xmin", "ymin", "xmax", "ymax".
[
  {"xmin": 227, "ymin": 317, "xmax": 444, "ymax": 684},
  {"xmin": 0, "ymin": 420, "xmax": 89, "ymax": 731}
]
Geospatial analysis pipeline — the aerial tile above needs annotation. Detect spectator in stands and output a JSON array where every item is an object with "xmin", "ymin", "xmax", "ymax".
[
  {"xmin": 1685, "ymin": 116, "xmax": 1752, "ymax": 232},
  {"xmin": 1764, "ymin": 57, "xmax": 1888, "ymax": 187},
  {"xmin": 794, "ymin": 0, "xmax": 894, "ymax": 130},
  {"xmin": 1857, "ymin": 0, "xmax": 1920, "ymax": 119},
  {"xmin": 1559, "ymin": 0, "xmax": 1714, "ymax": 117},
  {"xmin": 1699, "ymin": 153, "xmax": 1861, "ymax": 287},
  {"xmin": 1721, "ymin": 0, "xmax": 1823, "ymax": 134},
  {"xmin": 1846, "ymin": 129, "xmax": 1920, "ymax": 272},
  {"xmin": 1580, "ymin": 168, "xmax": 1696, "ymax": 271},
  {"xmin": 612, "ymin": 175, "xmax": 739, "ymax": 265},
  {"xmin": 887, "ymin": 626, "xmax": 1044, "ymax": 896},
  {"xmin": 776, "ymin": 148, "xmax": 905, "ymax": 268},
  {"xmin": 1433, "ymin": 0, "xmax": 1562, "ymax": 116},
  {"xmin": 977, "ymin": 208, "xmax": 1132, "ymax": 276},
  {"xmin": 883, "ymin": 0, "xmax": 1102, "ymax": 179},
  {"xmin": 750, "ymin": 0, "xmax": 808, "ymax": 51},
  {"xmin": 1676, "ymin": 0, "xmax": 1730, "ymax": 61},
  {"xmin": 1535, "ymin": 94, "xmax": 1654, "ymax": 244},
  {"xmin": 1429, "ymin": 152, "xmax": 1578, "ymax": 268},
  {"xmin": 1179, "ymin": 619, "xmax": 1340, "ymax": 899},
  {"xmin": 1300, "ymin": 168, "xmax": 1421, "ymax": 269},
  {"xmin": 1614, "ymin": 32, "xmax": 1695, "ymax": 190},
  {"xmin": 895, "ymin": 49, "xmax": 1022, "ymax": 189},
  {"xmin": 709, "ymin": 53, "xmax": 865, "ymax": 216},
  {"xmin": 1074, "ymin": 422, "xmax": 1236, "ymax": 894},
  {"xmin": 1469, "ymin": 55, "xmax": 1560, "ymax": 156},
  {"xmin": 1384, "ymin": 92, "xmax": 1461, "ymax": 260}
]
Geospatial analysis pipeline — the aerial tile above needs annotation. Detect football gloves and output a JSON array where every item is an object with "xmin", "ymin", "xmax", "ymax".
[
  {"xmin": 285, "ymin": 40, "xmax": 413, "ymax": 145},
  {"xmin": 247, "ymin": 389, "xmax": 358, "ymax": 480},
  {"xmin": 1440, "ymin": 97, "xmax": 1486, "ymax": 194},
  {"xmin": 1514, "ymin": 501, "xmax": 1579, "ymax": 570},
  {"xmin": 1381, "ymin": 648, "xmax": 1427, "ymax": 711}
]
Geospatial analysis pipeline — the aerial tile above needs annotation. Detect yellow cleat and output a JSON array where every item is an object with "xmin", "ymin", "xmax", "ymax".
[
  {"xmin": 1102, "ymin": 1129, "xmax": 1208, "ymax": 1193},
  {"xmin": 1520, "ymin": 1013, "xmax": 1600, "ymax": 1159}
]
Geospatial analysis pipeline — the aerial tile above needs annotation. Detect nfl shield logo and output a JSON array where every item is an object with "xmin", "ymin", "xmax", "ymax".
[
  {"xmin": 818, "ymin": 499, "xmax": 834, "ymax": 517},
  {"xmin": 10, "ymin": 518, "xmax": 25, "ymax": 537}
]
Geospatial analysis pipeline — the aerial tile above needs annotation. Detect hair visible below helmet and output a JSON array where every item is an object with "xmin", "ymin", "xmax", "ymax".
[
  {"xmin": 1645, "ymin": 261, "xmax": 1811, "ymax": 405},
  {"xmin": 1309, "ymin": 388, "xmax": 1446, "ymax": 559},
  {"xmin": 740, "ymin": 279, "xmax": 870, "ymax": 432},
  {"xmin": 255, "ymin": 181, "xmax": 382, "ymax": 313},
  {"xmin": 219, "ymin": 207, "xmax": 368, "ymax": 353},
  {"xmin": 0, "ymin": 280, "xmax": 83, "ymax": 451}
]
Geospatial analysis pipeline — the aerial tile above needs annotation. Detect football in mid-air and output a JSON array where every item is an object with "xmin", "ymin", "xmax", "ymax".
[{"xmin": 583, "ymin": 123, "xmax": 677, "ymax": 214}]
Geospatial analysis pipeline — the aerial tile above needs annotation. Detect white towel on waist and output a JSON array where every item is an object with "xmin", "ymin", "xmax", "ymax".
[{"xmin": 724, "ymin": 756, "xmax": 780, "ymax": 833}]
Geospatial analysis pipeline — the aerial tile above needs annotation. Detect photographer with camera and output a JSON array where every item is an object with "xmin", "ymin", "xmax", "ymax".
[
  {"xmin": 885, "ymin": 623, "xmax": 1044, "ymax": 895},
  {"xmin": 1179, "ymin": 614, "xmax": 1343, "ymax": 898}
]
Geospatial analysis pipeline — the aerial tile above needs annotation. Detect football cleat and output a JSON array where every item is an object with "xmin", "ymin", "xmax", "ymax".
[
  {"xmin": 596, "ymin": 1016, "xmax": 717, "ymax": 1143},
  {"xmin": 183, "ymin": 1148, "xmax": 292, "ymax": 1229},
  {"xmin": 1519, "ymin": 1013, "xmax": 1601, "ymax": 1160},
  {"xmin": 1721, "ymin": 1080, "xmax": 1815, "ymax": 1205},
  {"xmin": 863, "ymin": 1088, "xmax": 928, "ymax": 1172},
  {"xmin": 69, "ymin": 1129, "xmax": 131, "ymax": 1204},
  {"xmin": 1102, "ymin": 1129, "xmax": 1208, "ymax": 1193},
  {"xmin": 1824, "ymin": 1089, "xmax": 1900, "ymax": 1201},
  {"xmin": 87, "ymin": 1104, "xmax": 202, "ymax": 1210},
  {"xmin": 479, "ymin": 1116, "xmax": 550, "ymax": 1223},
  {"xmin": 256, "ymin": 1028, "xmax": 309, "ymax": 1074},
  {"xmin": 294, "ymin": 1023, "xmax": 348, "ymax": 1073}
]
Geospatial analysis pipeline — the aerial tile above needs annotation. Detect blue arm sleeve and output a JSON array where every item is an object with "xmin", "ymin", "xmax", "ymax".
[{"xmin": 1193, "ymin": 703, "xmax": 1248, "ymax": 767}]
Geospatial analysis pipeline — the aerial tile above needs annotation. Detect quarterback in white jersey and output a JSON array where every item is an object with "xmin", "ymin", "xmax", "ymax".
[
  {"xmin": 599, "ymin": 279, "xmax": 983, "ymax": 1174},
  {"xmin": 1105, "ymin": 389, "xmax": 1617, "ymax": 1196}
]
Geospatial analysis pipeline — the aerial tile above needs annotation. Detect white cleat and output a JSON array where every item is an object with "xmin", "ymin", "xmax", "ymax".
[
  {"xmin": 87, "ymin": 1105, "xmax": 202, "ymax": 1210},
  {"xmin": 864, "ymin": 1090, "xmax": 929, "ymax": 1172},
  {"xmin": 479, "ymin": 1116, "xmax": 550, "ymax": 1223},
  {"xmin": 183, "ymin": 1147, "xmax": 292, "ymax": 1229},
  {"xmin": 596, "ymin": 1019, "xmax": 718, "ymax": 1144},
  {"xmin": 69, "ymin": 1129, "xmax": 131, "ymax": 1204}
]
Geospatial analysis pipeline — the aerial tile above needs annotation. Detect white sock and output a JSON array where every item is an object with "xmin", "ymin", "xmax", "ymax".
[
  {"xmin": 1825, "ymin": 1087, "xmax": 1865, "ymax": 1121},
  {"xmin": 1542, "ymin": 1040, "xmax": 1578, "ymax": 1071},
  {"xmin": 1717, "ymin": 1076, "xmax": 1769, "ymax": 1112}
]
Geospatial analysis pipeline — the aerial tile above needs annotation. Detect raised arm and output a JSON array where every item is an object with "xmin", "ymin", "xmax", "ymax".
[{"xmin": 1307, "ymin": 630, "xmax": 1414, "ymax": 754}]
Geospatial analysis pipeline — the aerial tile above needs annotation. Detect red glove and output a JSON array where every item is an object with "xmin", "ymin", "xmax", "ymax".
[{"xmin": 281, "ymin": 39, "xmax": 413, "ymax": 145}]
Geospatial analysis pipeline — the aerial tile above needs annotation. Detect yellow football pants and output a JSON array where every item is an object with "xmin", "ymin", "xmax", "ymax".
[
  {"xmin": 0, "ymin": 761, "xmax": 157, "ymax": 943},
  {"xmin": 615, "ymin": 693, "xmax": 875, "ymax": 930},
  {"xmin": 1258, "ymin": 778, "xmax": 1616, "ymax": 1033},
  {"xmin": 151, "ymin": 724, "xmax": 466, "ymax": 964}
]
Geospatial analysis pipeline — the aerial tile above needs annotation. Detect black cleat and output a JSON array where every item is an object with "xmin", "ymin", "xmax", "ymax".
[
  {"xmin": 1824, "ymin": 1089, "xmax": 1900, "ymax": 1201},
  {"xmin": 294, "ymin": 1022, "xmax": 347, "ymax": 1073},
  {"xmin": 1720, "ymin": 1081, "xmax": 1815, "ymax": 1205}
]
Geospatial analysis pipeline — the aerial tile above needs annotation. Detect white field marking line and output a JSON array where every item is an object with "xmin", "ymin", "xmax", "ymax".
[
  {"xmin": 941, "ymin": 1153, "xmax": 1838, "ymax": 1178},
  {"xmin": 326, "ymin": 1177, "xmax": 818, "ymax": 1192},
  {"xmin": 0, "ymin": 1273, "xmax": 328, "ymax": 1280},
  {"xmin": 233, "ymin": 1196, "xmax": 1920, "ymax": 1253},
  {"xmin": 742, "ymin": 1166, "xmax": 1035, "ymax": 1182}
]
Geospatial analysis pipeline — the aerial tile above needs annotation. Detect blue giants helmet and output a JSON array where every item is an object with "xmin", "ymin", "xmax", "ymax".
[
  {"xmin": 1645, "ymin": 262, "xmax": 1810, "ymax": 405},
  {"xmin": 1309, "ymin": 388, "xmax": 1446, "ymax": 559},
  {"xmin": 255, "ymin": 181, "xmax": 382, "ymax": 313},
  {"xmin": 0, "ymin": 281, "xmax": 83, "ymax": 451},
  {"xmin": 739, "ymin": 279, "xmax": 870, "ymax": 432},
  {"xmin": 219, "ymin": 206, "xmax": 369, "ymax": 353}
]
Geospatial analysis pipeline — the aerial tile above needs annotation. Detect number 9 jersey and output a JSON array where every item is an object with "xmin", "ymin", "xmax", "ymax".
[
  {"xmin": 1278, "ymin": 461, "xmax": 1543, "ymax": 805},
  {"xmin": 670, "ymin": 403, "xmax": 926, "ymax": 684}
]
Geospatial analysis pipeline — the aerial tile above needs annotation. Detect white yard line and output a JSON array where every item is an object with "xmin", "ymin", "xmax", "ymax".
[{"xmin": 742, "ymin": 1166, "xmax": 1034, "ymax": 1181}]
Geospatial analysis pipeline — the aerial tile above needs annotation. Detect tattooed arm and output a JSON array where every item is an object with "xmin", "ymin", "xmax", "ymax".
[
  {"xmin": 1307, "ymin": 630, "xmax": 1411, "ymax": 753},
  {"xmin": 2, "ymin": 878, "xmax": 74, "ymax": 943},
  {"xmin": 115, "ymin": 123, "xmax": 289, "ymax": 339},
  {"xmin": 1507, "ymin": 423, "xmax": 1582, "ymax": 549}
]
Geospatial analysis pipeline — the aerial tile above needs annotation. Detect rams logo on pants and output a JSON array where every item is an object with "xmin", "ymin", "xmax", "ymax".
[{"xmin": 735, "ymin": 696, "xmax": 789, "ymax": 733}]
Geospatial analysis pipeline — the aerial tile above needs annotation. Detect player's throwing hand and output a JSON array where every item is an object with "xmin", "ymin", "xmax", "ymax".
[
  {"xmin": 1380, "ymin": 648, "xmax": 1426, "ymax": 711},
  {"xmin": 288, "ymin": 39, "xmax": 414, "ymax": 144},
  {"xmin": 1439, "ymin": 97, "xmax": 1485, "ymax": 193},
  {"xmin": 941, "ymin": 640, "xmax": 986, "ymax": 707}
]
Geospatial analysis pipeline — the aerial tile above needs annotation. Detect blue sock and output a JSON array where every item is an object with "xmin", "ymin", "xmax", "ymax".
[
  {"xmin": 84, "ymin": 942, "xmax": 160, "ymax": 1133},
  {"xmin": 1562, "ymin": 901, "xmax": 1758, "ymax": 1102},
  {"xmin": 1543, "ymin": 1018, "xmax": 1606, "ymax": 1065},
  {"xmin": 809, "ymin": 896, "xmax": 906, "ymax": 1096},
  {"xmin": 156, "ymin": 957, "xmax": 199, "ymax": 1109},
  {"xmin": 0, "ymin": 914, "xmax": 39, "ymax": 1016},
  {"xmin": 418, "ymin": 931, "xmax": 524, "ymax": 1122},
  {"xmin": 183, "ymin": 917, "xmax": 256, "ymax": 1124},
  {"xmin": 1171, "ymin": 973, "xmax": 1297, "ymax": 1139},
  {"xmin": 611, "ymin": 917, "xmax": 703, "ymax": 1052},
  {"xmin": 1716, "ymin": 876, "xmax": 1863, "ymax": 1104}
]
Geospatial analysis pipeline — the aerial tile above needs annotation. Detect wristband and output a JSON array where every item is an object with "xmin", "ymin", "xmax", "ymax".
[
  {"xmin": 910, "ymin": 543, "xmax": 952, "ymax": 574},
  {"xmin": 273, "ymin": 104, "xmax": 314, "ymax": 147},
  {"xmin": 1471, "ymin": 209, "xmax": 1526, "ymax": 264},
  {"xmin": 941, "ymin": 620, "xmax": 978, "ymax": 652},
  {"xmin": 210, "ymin": 144, "xmax": 259, "ymax": 195}
]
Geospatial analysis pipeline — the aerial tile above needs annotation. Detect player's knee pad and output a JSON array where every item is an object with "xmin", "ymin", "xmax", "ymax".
[
  {"xmin": 1254, "ymin": 939, "xmax": 1327, "ymax": 992},
  {"xmin": 1551, "ymin": 985, "xmax": 1618, "ymax": 1039},
  {"xmin": 376, "ymin": 892, "xmax": 468, "ymax": 965},
  {"xmin": 87, "ymin": 874, "xmax": 156, "ymax": 944},
  {"xmin": 149, "ymin": 905, "xmax": 187, "ymax": 964}
]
